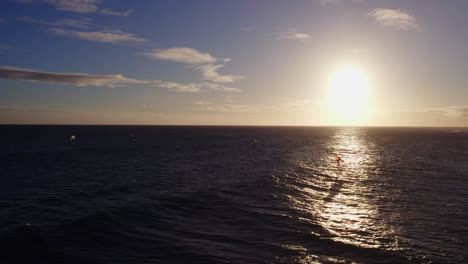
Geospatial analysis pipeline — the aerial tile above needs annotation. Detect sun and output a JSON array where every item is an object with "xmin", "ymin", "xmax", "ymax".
[{"xmin": 327, "ymin": 67, "xmax": 368, "ymax": 123}]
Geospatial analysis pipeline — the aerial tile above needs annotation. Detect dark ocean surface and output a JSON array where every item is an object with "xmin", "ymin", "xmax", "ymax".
[{"xmin": 0, "ymin": 125, "xmax": 467, "ymax": 264}]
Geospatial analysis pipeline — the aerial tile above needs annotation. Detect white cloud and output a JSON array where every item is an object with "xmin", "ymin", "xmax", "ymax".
[
  {"xmin": 100, "ymin": 8, "xmax": 133, "ymax": 17},
  {"xmin": 49, "ymin": 28, "xmax": 146, "ymax": 43},
  {"xmin": 0, "ymin": 66, "xmax": 245, "ymax": 94},
  {"xmin": 18, "ymin": 16, "xmax": 92, "ymax": 29},
  {"xmin": 144, "ymin": 47, "xmax": 217, "ymax": 64},
  {"xmin": 150, "ymin": 81, "xmax": 200, "ymax": 93},
  {"xmin": 196, "ymin": 64, "xmax": 244, "ymax": 83},
  {"xmin": 193, "ymin": 101, "xmax": 278, "ymax": 113},
  {"xmin": 170, "ymin": 83, "xmax": 200, "ymax": 93},
  {"xmin": 150, "ymin": 81, "xmax": 241, "ymax": 93},
  {"xmin": 201, "ymin": 82, "xmax": 242, "ymax": 93},
  {"xmin": 369, "ymin": 8, "xmax": 419, "ymax": 31},
  {"xmin": 44, "ymin": 0, "xmax": 100, "ymax": 13},
  {"xmin": 142, "ymin": 47, "xmax": 243, "ymax": 84},
  {"xmin": 275, "ymin": 29, "xmax": 311, "ymax": 40}
]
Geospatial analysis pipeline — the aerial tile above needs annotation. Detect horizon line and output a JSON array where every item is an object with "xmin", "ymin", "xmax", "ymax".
[{"xmin": 0, "ymin": 124, "xmax": 466, "ymax": 128}]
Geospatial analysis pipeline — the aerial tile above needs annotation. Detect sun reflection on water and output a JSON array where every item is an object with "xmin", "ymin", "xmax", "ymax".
[{"xmin": 285, "ymin": 127, "xmax": 399, "ymax": 251}]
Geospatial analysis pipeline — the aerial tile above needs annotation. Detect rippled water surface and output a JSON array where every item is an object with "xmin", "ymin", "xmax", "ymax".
[{"xmin": 1, "ymin": 126, "xmax": 467, "ymax": 263}]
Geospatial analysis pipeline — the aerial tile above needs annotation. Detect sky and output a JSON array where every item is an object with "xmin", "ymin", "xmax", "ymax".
[{"xmin": 0, "ymin": 0, "xmax": 467, "ymax": 126}]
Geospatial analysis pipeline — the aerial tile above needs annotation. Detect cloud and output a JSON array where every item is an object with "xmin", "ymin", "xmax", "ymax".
[
  {"xmin": 196, "ymin": 64, "xmax": 244, "ymax": 83},
  {"xmin": 193, "ymin": 101, "xmax": 277, "ymax": 113},
  {"xmin": 144, "ymin": 47, "xmax": 217, "ymax": 64},
  {"xmin": 49, "ymin": 28, "xmax": 146, "ymax": 43},
  {"xmin": 0, "ymin": 105, "xmax": 64, "ymax": 113},
  {"xmin": 318, "ymin": 0, "xmax": 365, "ymax": 5},
  {"xmin": 374, "ymin": 106, "xmax": 468, "ymax": 126},
  {"xmin": 200, "ymin": 82, "xmax": 242, "ymax": 93},
  {"xmin": 0, "ymin": 66, "xmax": 149, "ymax": 87},
  {"xmin": 426, "ymin": 105, "xmax": 468, "ymax": 118},
  {"xmin": 18, "ymin": 0, "xmax": 133, "ymax": 16},
  {"xmin": 150, "ymin": 81, "xmax": 200, "ymax": 93},
  {"xmin": 168, "ymin": 83, "xmax": 200, "ymax": 93},
  {"xmin": 142, "ymin": 47, "xmax": 243, "ymax": 83},
  {"xmin": 275, "ymin": 29, "xmax": 311, "ymax": 40},
  {"xmin": 0, "ymin": 66, "xmax": 243, "ymax": 94},
  {"xmin": 18, "ymin": 16, "xmax": 92, "ymax": 29},
  {"xmin": 369, "ymin": 8, "xmax": 419, "ymax": 31},
  {"xmin": 318, "ymin": 0, "xmax": 342, "ymax": 5},
  {"xmin": 44, "ymin": 0, "xmax": 100, "ymax": 13},
  {"xmin": 100, "ymin": 8, "xmax": 133, "ymax": 17},
  {"xmin": 150, "ymin": 81, "xmax": 241, "ymax": 93}
]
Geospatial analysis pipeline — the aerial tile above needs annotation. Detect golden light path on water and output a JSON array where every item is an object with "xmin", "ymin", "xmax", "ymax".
[
  {"xmin": 281, "ymin": 127, "xmax": 401, "ymax": 263},
  {"xmin": 318, "ymin": 128, "xmax": 381, "ymax": 247}
]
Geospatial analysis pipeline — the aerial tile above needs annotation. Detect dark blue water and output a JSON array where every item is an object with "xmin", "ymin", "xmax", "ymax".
[{"xmin": 1, "ymin": 126, "xmax": 467, "ymax": 264}]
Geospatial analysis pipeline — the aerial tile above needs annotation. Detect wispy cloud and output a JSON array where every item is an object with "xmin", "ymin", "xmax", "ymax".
[
  {"xmin": 0, "ymin": 66, "xmax": 148, "ymax": 87},
  {"xmin": 0, "ymin": 105, "xmax": 65, "ymax": 113},
  {"xmin": 168, "ymin": 83, "xmax": 200, "ymax": 93},
  {"xmin": 195, "ymin": 64, "xmax": 244, "ymax": 83},
  {"xmin": 0, "ymin": 66, "xmax": 242, "ymax": 94},
  {"xmin": 318, "ymin": 0, "xmax": 365, "ymax": 5},
  {"xmin": 424, "ymin": 105, "xmax": 468, "ymax": 118},
  {"xmin": 201, "ymin": 82, "xmax": 242, "ymax": 93},
  {"xmin": 375, "ymin": 106, "xmax": 468, "ymax": 126},
  {"xmin": 143, "ymin": 47, "xmax": 244, "ymax": 85},
  {"xmin": 0, "ymin": 45, "xmax": 8, "ymax": 53},
  {"xmin": 318, "ymin": 0, "xmax": 341, "ymax": 5},
  {"xmin": 100, "ymin": 8, "xmax": 133, "ymax": 17},
  {"xmin": 18, "ymin": 0, "xmax": 133, "ymax": 16},
  {"xmin": 150, "ymin": 80, "xmax": 200, "ymax": 93},
  {"xmin": 144, "ymin": 47, "xmax": 217, "ymax": 64},
  {"xmin": 369, "ymin": 8, "xmax": 419, "ymax": 31},
  {"xmin": 275, "ymin": 28, "xmax": 311, "ymax": 40},
  {"xmin": 18, "ymin": 16, "xmax": 92, "ymax": 29},
  {"xmin": 44, "ymin": 0, "xmax": 100, "ymax": 13},
  {"xmin": 193, "ymin": 101, "xmax": 277, "ymax": 113},
  {"xmin": 151, "ymin": 82, "xmax": 241, "ymax": 93},
  {"xmin": 49, "ymin": 28, "xmax": 146, "ymax": 43}
]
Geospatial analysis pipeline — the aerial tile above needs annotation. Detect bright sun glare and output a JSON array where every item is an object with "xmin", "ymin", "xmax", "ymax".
[{"xmin": 328, "ymin": 67, "xmax": 368, "ymax": 123}]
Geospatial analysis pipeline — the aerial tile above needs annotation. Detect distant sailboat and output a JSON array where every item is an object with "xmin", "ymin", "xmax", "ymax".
[{"xmin": 333, "ymin": 154, "xmax": 343, "ymax": 165}]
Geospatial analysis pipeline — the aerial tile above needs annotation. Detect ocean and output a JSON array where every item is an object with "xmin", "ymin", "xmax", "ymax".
[{"xmin": 0, "ymin": 125, "xmax": 467, "ymax": 264}]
